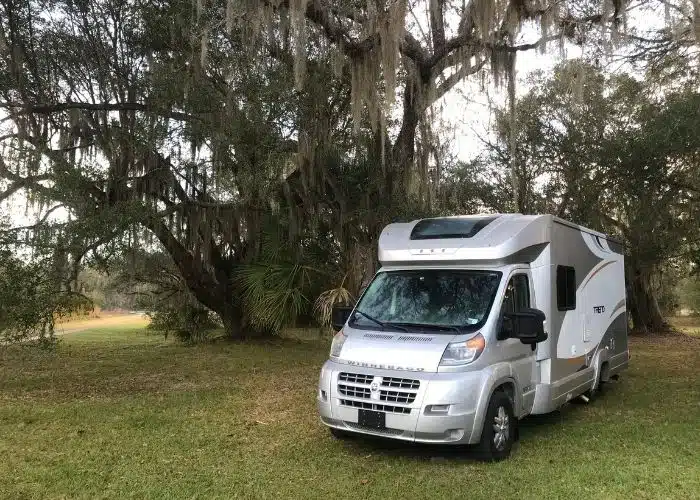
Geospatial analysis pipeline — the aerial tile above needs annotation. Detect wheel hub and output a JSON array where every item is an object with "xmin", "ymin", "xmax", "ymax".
[{"xmin": 492, "ymin": 406, "xmax": 509, "ymax": 451}]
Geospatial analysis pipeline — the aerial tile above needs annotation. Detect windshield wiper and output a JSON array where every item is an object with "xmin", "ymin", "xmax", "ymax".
[
  {"xmin": 353, "ymin": 310, "xmax": 408, "ymax": 332},
  {"xmin": 389, "ymin": 322, "xmax": 462, "ymax": 334}
]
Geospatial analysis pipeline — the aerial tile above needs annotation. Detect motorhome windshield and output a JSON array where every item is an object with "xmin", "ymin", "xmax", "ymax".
[{"xmin": 350, "ymin": 270, "xmax": 501, "ymax": 332}]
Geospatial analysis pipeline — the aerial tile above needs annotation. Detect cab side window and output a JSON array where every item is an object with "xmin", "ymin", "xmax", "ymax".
[{"xmin": 502, "ymin": 274, "xmax": 530, "ymax": 314}]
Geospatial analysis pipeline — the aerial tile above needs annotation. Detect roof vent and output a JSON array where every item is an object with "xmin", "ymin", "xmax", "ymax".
[{"xmin": 410, "ymin": 216, "xmax": 499, "ymax": 240}]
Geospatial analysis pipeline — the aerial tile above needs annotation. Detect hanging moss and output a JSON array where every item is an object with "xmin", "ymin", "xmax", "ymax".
[
  {"xmin": 380, "ymin": 0, "xmax": 406, "ymax": 112},
  {"xmin": 290, "ymin": 0, "xmax": 309, "ymax": 90},
  {"xmin": 200, "ymin": 27, "xmax": 209, "ymax": 68}
]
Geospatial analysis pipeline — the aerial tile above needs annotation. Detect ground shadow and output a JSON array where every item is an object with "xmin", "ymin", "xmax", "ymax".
[{"xmin": 334, "ymin": 401, "xmax": 593, "ymax": 463}]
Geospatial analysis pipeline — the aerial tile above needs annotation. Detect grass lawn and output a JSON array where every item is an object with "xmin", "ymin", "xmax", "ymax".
[
  {"xmin": 1, "ymin": 324, "xmax": 699, "ymax": 499},
  {"xmin": 669, "ymin": 316, "xmax": 700, "ymax": 337}
]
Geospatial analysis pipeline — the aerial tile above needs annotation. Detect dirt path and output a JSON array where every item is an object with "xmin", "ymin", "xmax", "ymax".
[{"xmin": 55, "ymin": 314, "xmax": 150, "ymax": 335}]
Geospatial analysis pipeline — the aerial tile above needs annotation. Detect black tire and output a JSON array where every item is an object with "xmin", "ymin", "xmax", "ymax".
[
  {"xmin": 585, "ymin": 377, "xmax": 606, "ymax": 400},
  {"xmin": 578, "ymin": 365, "xmax": 607, "ymax": 403},
  {"xmin": 476, "ymin": 391, "xmax": 516, "ymax": 462},
  {"xmin": 329, "ymin": 427, "xmax": 352, "ymax": 440}
]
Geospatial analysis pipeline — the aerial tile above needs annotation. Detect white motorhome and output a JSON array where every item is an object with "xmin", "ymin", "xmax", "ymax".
[{"xmin": 317, "ymin": 214, "xmax": 629, "ymax": 460}]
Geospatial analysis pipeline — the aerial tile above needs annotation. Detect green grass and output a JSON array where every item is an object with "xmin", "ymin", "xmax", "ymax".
[
  {"xmin": 1, "ymin": 327, "xmax": 699, "ymax": 500},
  {"xmin": 670, "ymin": 316, "xmax": 700, "ymax": 337}
]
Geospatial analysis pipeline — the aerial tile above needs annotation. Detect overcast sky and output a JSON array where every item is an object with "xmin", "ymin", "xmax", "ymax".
[{"xmin": 441, "ymin": 45, "xmax": 582, "ymax": 162}]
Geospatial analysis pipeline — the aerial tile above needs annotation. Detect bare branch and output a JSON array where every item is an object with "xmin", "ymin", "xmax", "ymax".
[
  {"xmin": 1, "ymin": 102, "xmax": 199, "ymax": 123},
  {"xmin": 0, "ymin": 204, "xmax": 65, "ymax": 233},
  {"xmin": 0, "ymin": 156, "xmax": 45, "ymax": 182},
  {"xmin": 433, "ymin": 57, "xmax": 487, "ymax": 104},
  {"xmin": 429, "ymin": 0, "xmax": 446, "ymax": 51}
]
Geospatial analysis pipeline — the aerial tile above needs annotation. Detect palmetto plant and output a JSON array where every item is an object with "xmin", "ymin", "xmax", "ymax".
[
  {"xmin": 236, "ymin": 226, "xmax": 372, "ymax": 334},
  {"xmin": 236, "ymin": 262, "xmax": 318, "ymax": 334}
]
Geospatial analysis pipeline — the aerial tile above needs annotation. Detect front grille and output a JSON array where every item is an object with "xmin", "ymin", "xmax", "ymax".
[
  {"xmin": 339, "ymin": 372, "xmax": 373, "ymax": 385},
  {"xmin": 344, "ymin": 422, "xmax": 404, "ymax": 436},
  {"xmin": 338, "ymin": 384, "xmax": 371, "ymax": 398},
  {"xmin": 337, "ymin": 372, "xmax": 419, "ymax": 413},
  {"xmin": 381, "ymin": 377, "xmax": 420, "ymax": 389},
  {"xmin": 339, "ymin": 399, "xmax": 411, "ymax": 414},
  {"xmin": 380, "ymin": 390, "xmax": 416, "ymax": 404}
]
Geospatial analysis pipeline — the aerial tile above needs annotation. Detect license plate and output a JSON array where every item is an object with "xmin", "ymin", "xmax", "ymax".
[{"xmin": 358, "ymin": 409, "xmax": 386, "ymax": 429}]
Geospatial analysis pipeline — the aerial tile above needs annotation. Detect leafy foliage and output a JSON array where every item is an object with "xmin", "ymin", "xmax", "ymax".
[
  {"xmin": 482, "ymin": 60, "xmax": 700, "ymax": 330},
  {"xmin": 0, "ymin": 249, "xmax": 91, "ymax": 345},
  {"xmin": 146, "ymin": 297, "xmax": 220, "ymax": 344},
  {"xmin": 236, "ymin": 263, "xmax": 315, "ymax": 335},
  {"xmin": 678, "ymin": 276, "xmax": 700, "ymax": 314}
]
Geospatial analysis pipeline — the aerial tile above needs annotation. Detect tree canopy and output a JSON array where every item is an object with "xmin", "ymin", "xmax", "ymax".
[
  {"xmin": 1, "ymin": 0, "xmax": 698, "ymax": 340},
  {"xmin": 482, "ymin": 60, "xmax": 700, "ymax": 330}
]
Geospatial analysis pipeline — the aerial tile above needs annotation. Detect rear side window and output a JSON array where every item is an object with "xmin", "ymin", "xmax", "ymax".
[{"xmin": 557, "ymin": 266, "xmax": 576, "ymax": 310}]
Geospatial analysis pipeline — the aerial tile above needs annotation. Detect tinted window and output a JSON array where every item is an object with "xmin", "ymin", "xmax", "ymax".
[
  {"xmin": 351, "ymin": 270, "xmax": 502, "ymax": 331},
  {"xmin": 557, "ymin": 266, "xmax": 576, "ymax": 310},
  {"xmin": 410, "ymin": 216, "xmax": 499, "ymax": 240},
  {"xmin": 503, "ymin": 274, "xmax": 530, "ymax": 314}
]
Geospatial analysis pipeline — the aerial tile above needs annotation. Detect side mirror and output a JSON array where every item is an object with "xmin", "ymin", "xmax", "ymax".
[
  {"xmin": 331, "ymin": 306, "xmax": 353, "ymax": 331},
  {"xmin": 499, "ymin": 315, "xmax": 514, "ymax": 340},
  {"xmin": 503, "ymin": 308, "xmax": 547, "ymax": 345}
]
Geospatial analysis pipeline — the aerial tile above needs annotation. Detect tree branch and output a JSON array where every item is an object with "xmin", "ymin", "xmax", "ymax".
[
  {"xmin": 433, "ymin": 57, "xmax": 487, "ymax": 104},
  {"xmin": 0, "ymin": 155, "xmax": 52, "ymax": 184},
  {"xmin": 1, "ymin": 101, "xmax": 198, "ymax": 122},
  {"xmin": 429, "ymin": 0, "xmax": 446, "ymax": 51},
  {"xmin": 0, "ymin": 204, "xmax": 65, "ymax": 233}
]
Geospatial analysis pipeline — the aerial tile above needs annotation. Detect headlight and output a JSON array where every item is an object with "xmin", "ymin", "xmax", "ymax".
[
  {"xmin": 439, "ymin": 333, "xmax": 485, "ymax": 366},
  {"xmin": 330, "ymin": 330, "xmax": 347, "ymax": 358}
]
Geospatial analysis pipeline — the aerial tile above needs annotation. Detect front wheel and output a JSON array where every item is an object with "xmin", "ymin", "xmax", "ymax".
[{"xmin": 476, "ymin": 392, "xmax": 516, "ymax": 461}]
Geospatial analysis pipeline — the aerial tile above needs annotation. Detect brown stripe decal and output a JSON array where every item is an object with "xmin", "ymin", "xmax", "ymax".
[
  {"xmin": 609, "ymin": 299, "xmax": 626, "ymax": 318},
  {"xmin": 566, "ymin": 355, "xmax": 586, "ymax": 365},
  {"xmin": 580, "ymin": 260, "xmax": 615, "ymax": 289}
]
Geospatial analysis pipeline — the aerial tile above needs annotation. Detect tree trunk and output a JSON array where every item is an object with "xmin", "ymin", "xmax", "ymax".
[
  {"xmin": 627, "ymin": 265, "xmax": 668, "ymax": 333},
  {"xmin": 219, "ymin": 302, "xmax": 244, "ymax": 339},
  {"xmin": 146, "ymin": 219, "xmax": 249, "ymax": 339},
  {"xmin": 389, "ymin": 78, "xmax": 420, "ymax": 199}
]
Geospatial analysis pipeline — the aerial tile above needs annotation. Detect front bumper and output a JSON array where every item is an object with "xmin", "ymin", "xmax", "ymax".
[{"xmin": 317, "ymin": 360, "xmax": 487, "ymax": 444}]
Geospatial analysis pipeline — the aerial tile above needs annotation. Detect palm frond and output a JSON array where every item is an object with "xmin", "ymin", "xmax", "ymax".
[
  {"xmin": 313, "ymin": 273, "xmax": 354, "ymax": 326},
  {"xmin": 236, "ymin": 262, "xmax": 318, "ymax": 334}
]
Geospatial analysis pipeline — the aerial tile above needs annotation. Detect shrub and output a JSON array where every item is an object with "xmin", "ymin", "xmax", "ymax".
[{"xmin": 146, "ymin": 298, "xmax": 220, "ymax": 343}]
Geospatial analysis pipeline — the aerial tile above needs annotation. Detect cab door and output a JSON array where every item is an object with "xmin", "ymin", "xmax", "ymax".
[{"xmin": 495, "ymin": 271, "xmax": 537, "ymax": 416}]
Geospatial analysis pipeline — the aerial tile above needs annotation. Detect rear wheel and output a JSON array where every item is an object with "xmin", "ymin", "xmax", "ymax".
[
  {"xmin": 579, "ymin": 363, "xmax": 608, "ymax": 403},
  {"xmin": 583, "ymin": 378, "xmax": 604, "ymax": 401},
  {"xmin": 476, "ymin": 391, "xmax": 516, "ymax": 461}
]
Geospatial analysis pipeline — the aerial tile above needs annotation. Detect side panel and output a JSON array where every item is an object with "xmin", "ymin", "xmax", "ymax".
[{"xmin": 533, "ymin": 222, "xmax": 627, "ymax": 413}]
